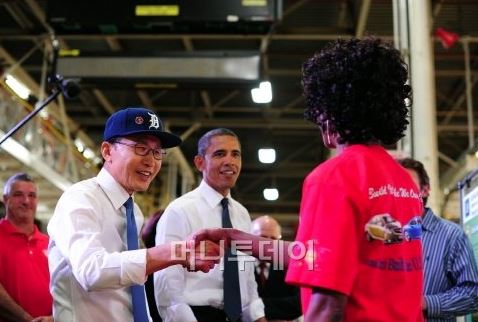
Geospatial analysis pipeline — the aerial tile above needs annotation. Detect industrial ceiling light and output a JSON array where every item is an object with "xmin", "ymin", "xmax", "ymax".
[
  {"xmin": 82, "ymin": 147, "xmax": 95, "ymax": 160},
  {"xmin": 5, "ymin": 75, "xmax": 31, "ymax": 100},
  {"xmin": 258, "ymin": 148, "xmax": 276, "ymax": 164},
  {"xmin": 74, "ymin": 137, "xmax": 85, "ymax": 153},
  {"xmin": 263, "ymin": 188, "xmax": 279, "ymax": 201},
  {"xmin": 251, "ymin": 81, "xmax": 272, "ymax": 103}
]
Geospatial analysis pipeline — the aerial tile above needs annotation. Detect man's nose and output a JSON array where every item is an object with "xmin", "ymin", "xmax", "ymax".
[
  {"xmin": 21, "ymin": 195, "xmax": 34, "ymax": 203},
  {"xmin": 142, "ymin": 150, "xmax": 156, "ymax": 164},
  {"xmin": 224, "ymin": 153, "xmax": 237, "ymax": 163}
]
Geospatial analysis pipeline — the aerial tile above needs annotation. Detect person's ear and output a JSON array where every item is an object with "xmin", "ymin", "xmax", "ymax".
[
  {"xmin": 321, "ymin": 120, "xmax": 337, "ymax": 149},
  {"xmin": 325, "ymin": 120, "xmax": 332, "ymax": 146},
  {"xmin": 194, "ymin": 155, "xmax": 205, "ymax": 172},
  {"xmin": 101, "ymin": 141, "xmax": 113, "ymax": 163}
]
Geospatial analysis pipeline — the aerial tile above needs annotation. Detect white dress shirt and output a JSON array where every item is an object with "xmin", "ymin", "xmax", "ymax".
[
  {"xmin": 48, "ymin": 168, "xmax": 150, "ymax": 322},
  {"xmin": 154, "ymin": 180, "xmax": 265, "ymax": 322}
]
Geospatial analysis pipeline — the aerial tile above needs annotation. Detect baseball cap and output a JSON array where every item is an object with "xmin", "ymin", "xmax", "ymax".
[{"xmin": 103, "ymin": 107, "xmax": 182, "ymax": 148}]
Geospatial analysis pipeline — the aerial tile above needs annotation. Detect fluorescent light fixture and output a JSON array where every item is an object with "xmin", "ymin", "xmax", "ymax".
[
  {"xmin": 258, "ymin": 148, "xmax": 276, "ymax": 164},
  {"xmin": 24, "ymin": 131, "xmax": 33, "ymax": 143},
  {"xmin": 251, "ymin": 81, "xmax": 272, "ymax": 103},
  {"xmin": 263, "ymin": 188, "xmax": 279, "ymax": 201},
  {"xmin": 58, "ymin": 53, "xmax": 260, "ymax": 81},
  {"xmin": 74, "ymin": 138, "xmax": 85, "ymax": 153},
  {"xmin": 83, "ymin": 147, "xmax": 95, "ymax": 160},
  {"xmin": 39, "ymin": 110, "xmax": 49, "ymax": 119},
  {"xmin": 5, "ymin": 75, "xmax": 31, "ymax": 99}
]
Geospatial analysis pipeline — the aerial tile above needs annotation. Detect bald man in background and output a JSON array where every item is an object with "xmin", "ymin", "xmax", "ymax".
[{"xmin": 251, "ymin": 216, "xmax": 302, "ymax": 322}]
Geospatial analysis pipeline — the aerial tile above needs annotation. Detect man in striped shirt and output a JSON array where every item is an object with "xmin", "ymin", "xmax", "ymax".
[{"xmin": 399, "ymin": 158, "xmax": 478, "ymax": 321}]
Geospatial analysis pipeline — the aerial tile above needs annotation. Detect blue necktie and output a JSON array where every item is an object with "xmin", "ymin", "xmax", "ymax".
[
  {"xmin": 124, "ymin": 197, "xmax": 150, "ymax": 322},
  {"xmin": 221, "ymin": 198, "xmax": 242, "ymax": 322}
]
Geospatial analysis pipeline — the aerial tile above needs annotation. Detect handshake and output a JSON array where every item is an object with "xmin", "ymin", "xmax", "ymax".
[
  {"xmin": 174, "ymin": 228, "xmax": 289, "ymax": 273},
  {"xmin": 173, "ymin": 228, "xmax": 237, "ymax": 273}
]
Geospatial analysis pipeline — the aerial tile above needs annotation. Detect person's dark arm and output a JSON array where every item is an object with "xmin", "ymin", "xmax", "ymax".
[
  {"xmin": 305, "ymin": 287, "xmax": 347, "ymax": 322},
  {"xmin": 192, "ymin": 228, "xmax": 291, "ymax": 266},
  {"xmin": 0, "ymin": 282, "xmax": 34, "ymax": 322}
]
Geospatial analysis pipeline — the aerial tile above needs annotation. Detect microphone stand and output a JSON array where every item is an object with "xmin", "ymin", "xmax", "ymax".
[
  {"xmin": 1, "ymin": 37, "xmax": 80, "ymax": 147},
  {"xmin": 0, "ymin": 86, "xmax": 61, "ymax": 146}
]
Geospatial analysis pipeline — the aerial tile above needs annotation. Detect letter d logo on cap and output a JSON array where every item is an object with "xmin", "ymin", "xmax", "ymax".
[{"xmin": 148, "ymin": 112, "xmax": 160, "ymax": 129}]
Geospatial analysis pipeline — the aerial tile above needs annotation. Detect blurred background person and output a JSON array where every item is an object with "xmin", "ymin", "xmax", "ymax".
[
  {"xmin": 0, "ymin": 173, "xmax": 52, "ymax": 322},
  {"xmin": 399, "ymin": 157, "xmax": 478, "ymax": 321},
  {"xmin": 0, "ymin": 201, "xmax": 5, "ymax": 219},
  {"xmin": 251, "ymin": 216, "xmax": 301, "ymax": 322}
]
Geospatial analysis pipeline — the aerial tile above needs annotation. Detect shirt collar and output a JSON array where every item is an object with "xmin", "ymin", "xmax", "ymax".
[
  {"xmin": 96, "ymin": 168, "xmax": 131, "ymax": 210},
  {"xmin": 421, "ymin": 207, "xmax": 439, "ymax": 232},
  {"xmin": 198, "ymin": 180, "xmax": 231, "ymax": 209},
  {"xmin": 0, "ymin": 218, "xmax": 42, "ymax": 240}
]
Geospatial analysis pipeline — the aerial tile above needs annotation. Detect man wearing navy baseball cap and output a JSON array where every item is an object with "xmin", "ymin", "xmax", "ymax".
[
  {"xmin": 103, "ymin": 107, "xmax": 182, "ymax": 148},
  {"xmin": 47, "ymin": 107, "xmax": 222, "ymax": 322}
]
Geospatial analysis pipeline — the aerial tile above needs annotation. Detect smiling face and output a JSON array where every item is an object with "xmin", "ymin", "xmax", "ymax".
[
  {"xmin": 194, "ymin": 135, "xmax": 242, "ymax": 197},
  {"xmin": 3, "ymin": 180, "xmax": 38, "ymax": 225},
  {"xmin": 102, "ymin": 134, "xmax": 162, "ymax": 194}
]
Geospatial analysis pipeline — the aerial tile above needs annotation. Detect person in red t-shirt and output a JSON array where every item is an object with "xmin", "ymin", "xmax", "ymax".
[
  {"xmin": 0, "ymin": 173, "xmax": 53, "ymax": 322},
  {"xmin": 193, "ymin": 37, "xmax": 424, "ymax": 322},
  {"xmin": 285, "ymin": 37, "xmax": 424, "ymax": 322}
]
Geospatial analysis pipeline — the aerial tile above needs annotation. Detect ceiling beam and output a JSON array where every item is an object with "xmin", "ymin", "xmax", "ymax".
[
  {"xmin": 355, "ymin": 0, "xmax": 371, "ymax": 38},
  {"xmin": 92, "ymin": 89, "xmax": 116, "ymax": 115},
  {"xmin": 73, "ymin": 116, "xmax": 315, "ymax": 129},
  {"xmin": 137, "ymin": 90, "xmax": 154, "ymax": 107}
]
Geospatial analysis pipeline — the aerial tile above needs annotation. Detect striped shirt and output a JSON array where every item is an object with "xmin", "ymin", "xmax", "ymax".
[{"xmin": 422, "ymin": 208, "xmax": 478, "ymax": 321}]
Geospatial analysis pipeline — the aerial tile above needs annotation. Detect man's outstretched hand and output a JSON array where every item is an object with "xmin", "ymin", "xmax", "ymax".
[
  {"xmin": 188, "ymin": 227, "xmax": 291, "ymax": 267},
  {"xmin": 182, "ymin": 238, "xmax": 224, "ymax": 273}
]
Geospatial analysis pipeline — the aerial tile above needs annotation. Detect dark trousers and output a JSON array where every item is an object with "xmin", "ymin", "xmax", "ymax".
[{"xmin": 190, "ymin": 306, "xmax": 242, "ymax": 322}]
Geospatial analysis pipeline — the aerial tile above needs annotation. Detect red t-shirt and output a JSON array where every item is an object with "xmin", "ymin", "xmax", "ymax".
[
  {"xmin": 0, "ymin": 219, "xmax": 52, "ymax": 318},
  {"xmin": 286, "ymin": 145, "xmax": 424, "ymax": 322}
]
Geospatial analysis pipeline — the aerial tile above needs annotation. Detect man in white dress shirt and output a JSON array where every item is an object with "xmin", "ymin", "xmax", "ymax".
[
  {"xmin": 155, "ymin": 128, "xmax": 266, "ymax": 322},
  {"xmin": 48, "ymin": 107, "xmax": 221, "ymax": 322}
]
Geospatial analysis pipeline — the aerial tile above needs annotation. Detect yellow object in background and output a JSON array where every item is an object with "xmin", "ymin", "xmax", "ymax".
[
  {"xmin": 242, "ymin": 0, "xmax": 267, "ymax": 7},
  {"xmin": 135, "ymin": 5, "xmax": 179, "ymax": 16}
]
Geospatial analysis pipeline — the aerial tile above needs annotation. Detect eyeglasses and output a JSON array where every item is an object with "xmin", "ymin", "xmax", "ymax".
[{"xmin": 114, "ymin": 141, "xmax": 166, "ymax": 160}]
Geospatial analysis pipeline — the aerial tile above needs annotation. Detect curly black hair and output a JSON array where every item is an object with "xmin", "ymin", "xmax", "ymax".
[{"xmin": 302, "ymin": 37, "xmax": 412, "ymax": 145}]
